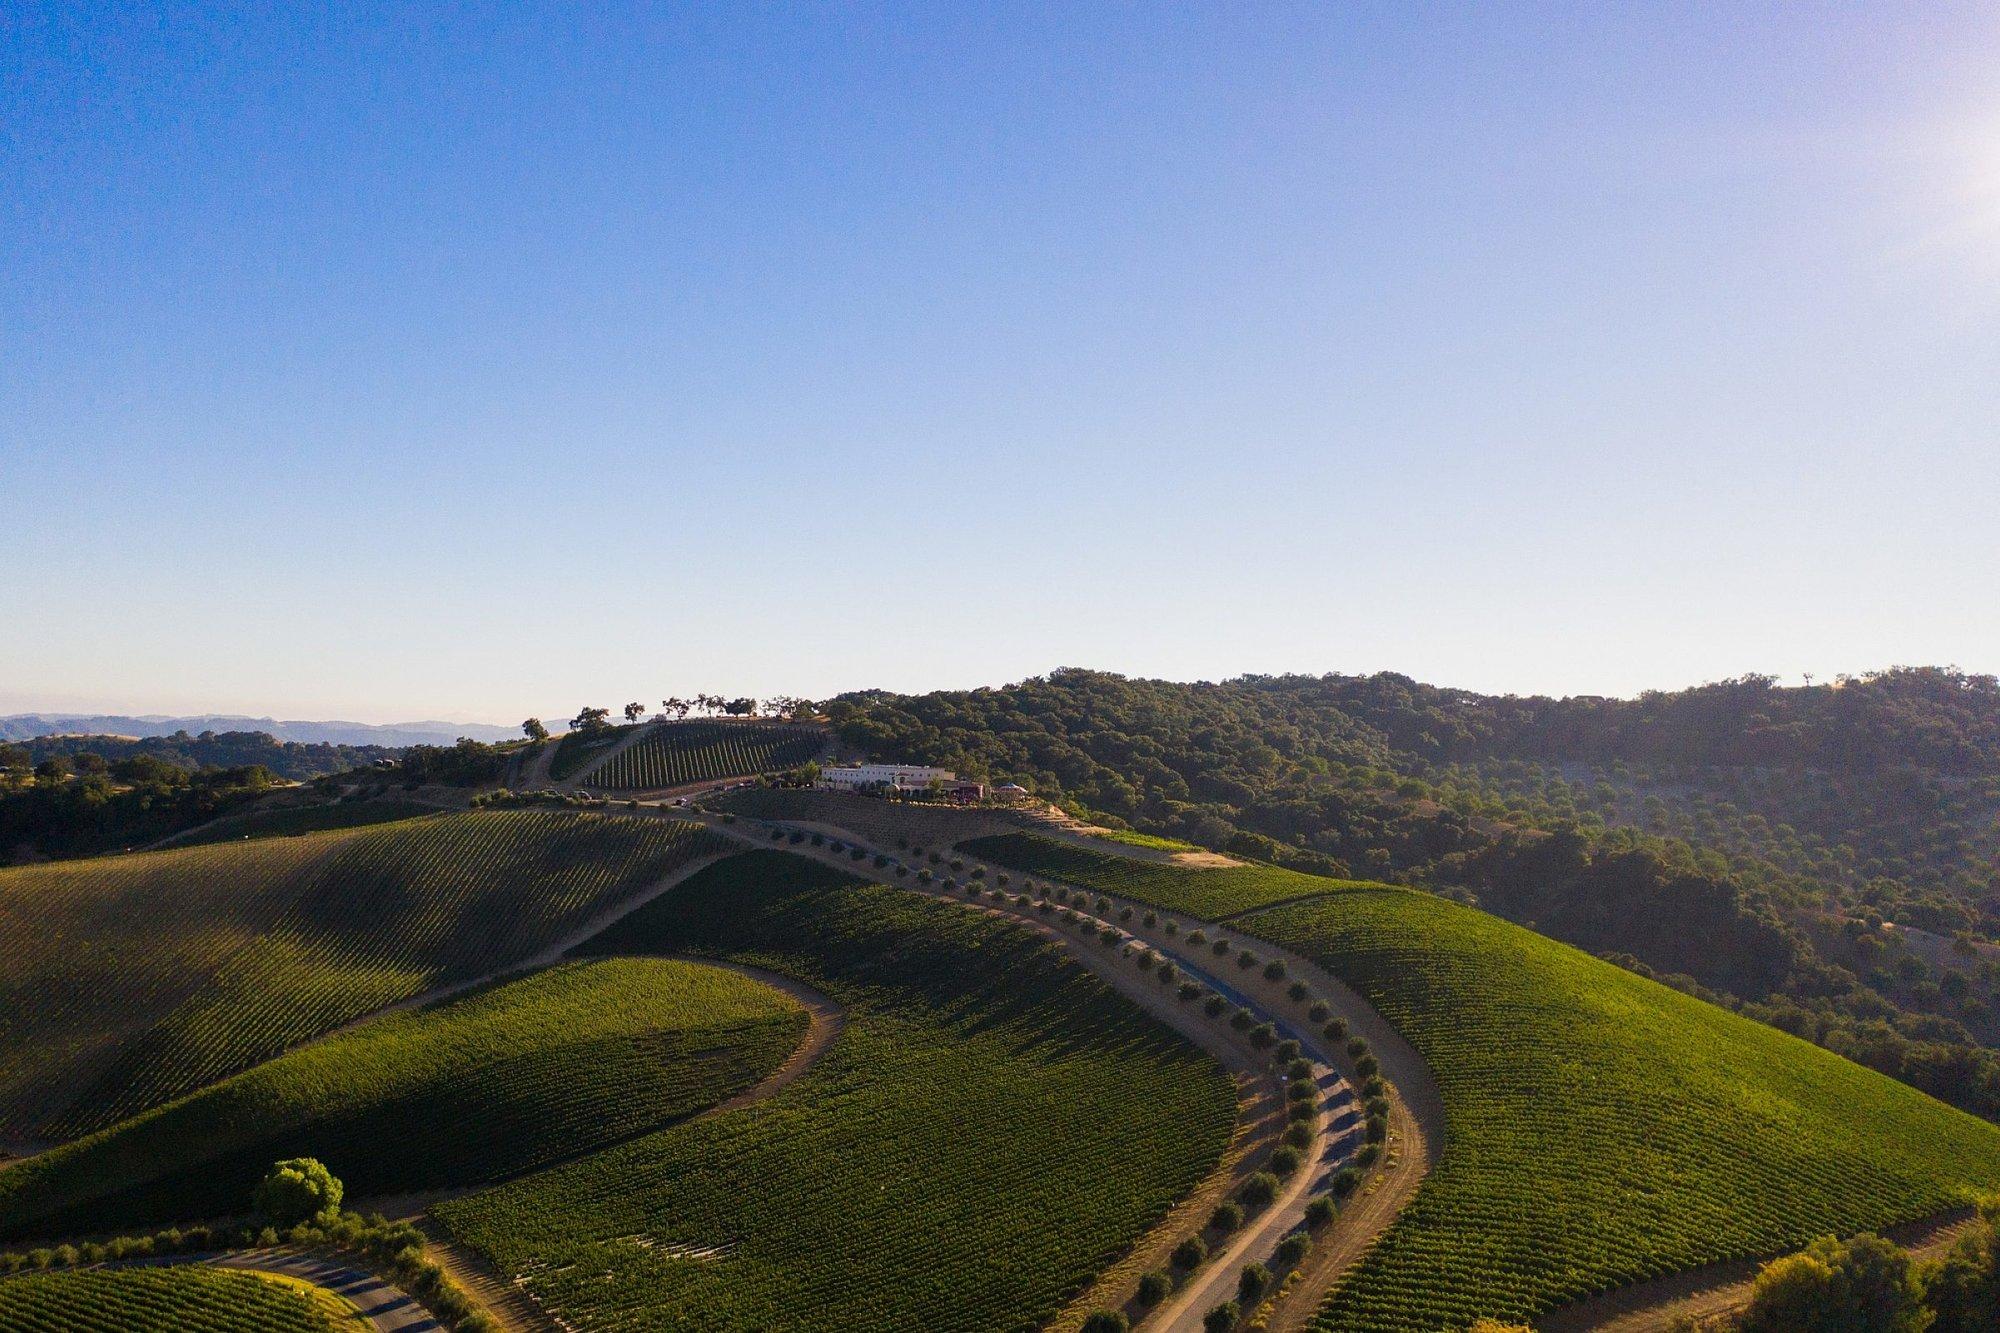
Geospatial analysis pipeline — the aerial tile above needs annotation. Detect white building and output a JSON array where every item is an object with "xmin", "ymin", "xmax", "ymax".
[{"xmin": 819, "ymin": 763, "xmax": 956, "ymax": 793}]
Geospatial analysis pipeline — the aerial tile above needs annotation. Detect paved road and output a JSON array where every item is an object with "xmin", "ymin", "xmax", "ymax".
[{"xmin": 206, "ymin": 1251, "xmax": 442, "ymax": 1331}]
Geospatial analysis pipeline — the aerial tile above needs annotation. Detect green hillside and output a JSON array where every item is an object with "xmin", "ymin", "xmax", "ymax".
[
  {"xmin": 435, "ymin": 850, "xmax": 1236, "ymax": 1331},
  {"xmin": 0, "ymin": 958, "xmax": 805, "ymax": 1241},
  {"xmin": 963, "ymin": 831, "xmax": 1353, "ymax": 917},
  {"xmin": 545, "ymin": 724, "xmax": 640, "ymax": 780},
  {"xmin": 160, "ymin": 797, "xmax": 437, "ymax": 849},
  {"xmin": 0, "ymin": 1267, "xmax": 340, "ymax": 1332},
  {"xmin": 968, "ymin": 833, "xmax": 2000, "ymax": 1329},
  {"xmin": 0, "ymin": 811, "xmax": 725, "ymax": 1139},
  {"xmin": 586, "ymin": 720, "xmax": 825, "ymax": 790}
]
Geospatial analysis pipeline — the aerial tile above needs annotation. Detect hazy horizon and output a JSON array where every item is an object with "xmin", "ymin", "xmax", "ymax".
[{"xmin": 8, "ymin": 4, "xmax": 1997, "ymax": 722}]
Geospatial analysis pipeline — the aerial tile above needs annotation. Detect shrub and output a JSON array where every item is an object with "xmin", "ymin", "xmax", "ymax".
[
  {"xmin": 1081, "ymin": 1313, "xmax": 1129, "ymax": 1333},
  {"xmin": 996, "ymin": 874, "xmax": 1008, "ymax": 886},
  {"xmin": 1355, "ymin": 1053, "xmax": 1380, "ymax": 1079},
  {"xmin": 1249, "ymin": 1023, "xmax": 1276, "ymax": 1050},
  {"xmin": 1276, "ymin": 1231, "xmax": 1312, "ymax": 1267},
  {"xmin": 1362, "ymin": 1075, "xmax": 1386, "ymax": 1099},
  {"xmin": 1284, "ymin": 1123, "xmax": 1314, "ymax": 1150},
  {"xmin": 1095, "ymin": 896, "xmax": 1111, "ymax": 912},
  {"xmin": 1230, "ymin": 1008, "xmax": 1254, "ymax": 1031},
  {"xmin": 254, "ymin": 1156, "xmax": 343, "ymax": 1226},
  {"xmin": 1164, "ymin": 920, "xmax": 1178, "ymax": 936},
  {"xmin": 1188, "ymin": 929, "xmax": 1207, "ymax": 947},
  {"xmin": 1136, "ymin": 953, "xmax": 1156, "ymax": 973},
  {"xmin": 1212, "ymin": 939, "xmax": 1231, "ymax": 957},
  {"xmin": 1143, "ymin": 910, "xmax": 1158, "ymax": 927},
  {"xmin": 788, "ymin": 829, "xmax": 805, "ymax": 844},
  {"xmin": 1172, "ymin": 1236, "xmax": 1209, "ymax": 1269},
  {"xmin": 1137, "ymin": 1270, "xmax": 1172, "ymax": 1306},
  {"xmin": 1286, "ymin": 1057, "xmax": 1312, "ymax": 1080},
  {"xmin": 1275, "ymin": 1040, "xmax": 1301, "ymax": 1064},
  {"xmin": 770, "ymin": 828, "xmax": 785, "ymax": 841},
  {"xmin": 809, "ymin": 832, "xmax": 824, "ymax": 846},
  {"xmin": 1366, "ymin": 1114, "xmax": 1389, "ymax": 1144},
  {"xmin": 1738, "ymin": 1233, "xmax": 1926, "ymax": 1333},
  {"xmin": 1356, "ymin": 1142, "xmax": 1382, "ymax": 1166},
  {"xmin": 1365, "ymin": 1095, "xmax": 1390, "ymax": 1118},
  {"xmin": 1237, "ymin": 1262, "xmax": 1271, "ymax": 1301},
  {"xmin": 1237, "ymin": 950, "xmax": 1258, "ymax": 970},
  {"xmin": 1345, "ymin": 1037, "xmax": 1369, "ymax": 1060},
  {"xmin": 971, "ymin": 866, "xmax": 986, "ymax": 880},
  {"xmin": 1270, "ymin": 1146, "xmax": 1303, "ymax": 1178},
  {"xmin": 1288, "ymin": 1080, "xmax": 1316, "ymax": 1103},
  {"xmin": 1308, "ymin": 1001, "xmax": 1331, "ymax": 1022},
  {"xmin": 1332, "ymin": 1166, "xmax": 1363, "ymax": 1197},
  {"xmin": 1264, "ymin": 960, "xmax": 1287, "ymax": 981},
  {"xmin": 1287, "ymin": 981, "xmax": 1309, "ymax": 1001},
  {"xmin": 1157, "ymin": 961, "xmax": 1177, "ymax": 983},
  {"xmin": 1323, "ymin": 1018, "xmax": 1347, "ymax": 1042},
  {"xmin": 1179, "ymin": 982, "xmax": 1201, "ymax": 1002},
  {"xmin": 1204, "ymin": 1301, "xmax": 1240, "ymax": 1333},
  {"xmin": 949, "ymin": 859, "xmax": 964, "ymax": 871},
  {"xmin": 1304, "ymin": 1195, "xmax": 1337, "ymax": 1229},
  {"xmin": 1204, "ymin": 995, "xmax": 1227, "ymax": 1017},
  {"xmin": 1288, "ymin": 1100, "xmax": 1317, "ymax": 1124},
  {"xmin": 1241, "ymin": 1172, "xmax": 1280, "ymax": 1208},
  {"xmin": 1209, "ymin": 1201, "xmax": 1244, "ymax": 1232}
]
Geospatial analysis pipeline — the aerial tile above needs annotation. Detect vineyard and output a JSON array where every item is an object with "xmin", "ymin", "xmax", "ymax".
[
  {"xmin": 0, "ymin": 1268, "xmax": 340, "ymax": 1332},
  {"xmin": 0, "ymin": 811, "xmax": 726, "ymax": 1140},
  {"xmin": 583, "ymin": 721, "xmax": 826, "ymax": 790},
  {"xmin": 434, "ymin": 850, "xmax": 1237, "ymax": 1331},
  {"xmin": 160, "ymin": 797, "xmax": 437, "ymax": 849},
  {"xmin": 964, "ymin": 832, "xmax": 1354, "ymax": 918},
  {"xmin": 1235, "ymin": 886, "xmax": 2000, "ymax": 1330},
  {"xmin": 545, "ymin": 724, "xmax": 641, "ymax": 781},
  {"xmin": 0, "ymin": 958, "xmax": 805, "ymax": 1241}
]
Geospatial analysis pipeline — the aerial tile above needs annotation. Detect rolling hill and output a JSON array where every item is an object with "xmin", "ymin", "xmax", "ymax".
[
  {"xmin": 434, "ymin": 850, "xmax": 1238, "ymax": 1331},
  {"xmin": 0, "ymin": 957, "xmax": 807, "ymax": 1241},
  {"xmin": 967, "ymin": 830, "xmax": 2000, "ymax": 1329},
  {"xmin": 0, "ymin": 810, "xmax": 726, "ymax": 1140}
]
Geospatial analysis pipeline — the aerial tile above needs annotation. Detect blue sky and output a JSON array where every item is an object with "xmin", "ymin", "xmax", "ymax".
[{"xmin": 4, "ymin": 3, "xmax": 1997, "ymax": 724}]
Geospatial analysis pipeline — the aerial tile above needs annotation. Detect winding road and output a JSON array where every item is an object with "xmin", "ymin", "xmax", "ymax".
[{"xmin": 686, "ymin": 809, "xmax": 1433, "ymax": 1331}]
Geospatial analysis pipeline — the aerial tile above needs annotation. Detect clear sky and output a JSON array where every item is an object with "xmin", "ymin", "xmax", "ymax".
[{"xmin": 4, "ymin": 3, "xmax": 1997, "ymax": 725}]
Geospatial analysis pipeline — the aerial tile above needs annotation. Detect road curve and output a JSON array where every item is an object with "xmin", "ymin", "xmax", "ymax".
[{"xmin": 693, "ymin": 813, "xmax": 1414, "ymax": 1330}]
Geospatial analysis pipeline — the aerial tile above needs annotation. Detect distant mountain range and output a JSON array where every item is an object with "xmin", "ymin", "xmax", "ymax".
[{"xmin": 0, "ymin": 713, "xmax": 518, "ymax": 748}]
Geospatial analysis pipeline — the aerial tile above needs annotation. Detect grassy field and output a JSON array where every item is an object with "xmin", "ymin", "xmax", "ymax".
[
  {"xmin": 0, "ymin": 958, "xmax": 805, "ymax": 1241},
  {"xmin": 964, "ymin": 837, "xmax": 2000, "ymax": 1328},
  {"xmin": 545, "ymin": 725, "xmax": 640, "ymax": 780},
  {"xmin": 0, "ymin": 811, "xmax": 725, "ymax": 1140},
  {"xmin": 160, "ymin": 798, "xmax": 438, "ymax": 849},
  {"xmin": 434, "ymin": 850, "xmax": 1237, "ymax": 1331},
  {"xmin": 964, "ymin": 832, "xmax": 1354, "ymax": 917},
  {"xmin": 586, "ymin": 721, "xmax": 825, "ymax": 791},
  {"xmin": 0, "ymin": 1267, "xmax": 343, "ymax": 1332}
]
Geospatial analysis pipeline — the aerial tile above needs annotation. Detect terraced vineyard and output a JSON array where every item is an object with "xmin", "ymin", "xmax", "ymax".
[
  {"xmin": 964, "ymin": 831, "xmax": 1354, "ymax": 917},
  {"xmin": 435, "ymin": 850, "xmax": 1236, "ymax": 1331},
  {"xmin": 0, "ymin": 958, "xmax": 806, "ymax": 1240},
  {"xmin": 0, "ymin": 811, "xmax": 725, "ymax": 1140},
  {"xmin": 985, "ymin": 838, "xmax": 2000, "ymax": 1330},
  {"xmin": 545, "ymin": 724, "xmax": 641, "ymax": 780},
  {"xmin": 584, "ymin": 721, "xmax": 826, "ymax": 790},
  {"xmin": 0, "ymin": 1268, "xmax": 341, "ymax": 1332}
]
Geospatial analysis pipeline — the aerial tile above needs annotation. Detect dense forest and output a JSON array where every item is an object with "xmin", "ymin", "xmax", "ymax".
[
  {"xmin": 0, "ymin": 733, "xmax": 507, "ymax": 861},
  {"xmin": 826, "ymin": 668, "xmax": 2000, "ymax": 1119},
  {"xmin": 9, "ymin": 730, "xmax": 395, "ymax": 781}
]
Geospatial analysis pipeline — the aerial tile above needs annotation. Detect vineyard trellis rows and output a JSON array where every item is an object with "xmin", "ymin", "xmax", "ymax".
[
  {"xmin": 583, "ymin": 722, "xmax": 826, "ymax": 791},
  {"xmin": 963, "ymin": 831, "xmax": 2000, "ymax": 1330},
  {"xmin": 435, "ymin": 850, "xmax": 1237, "ymax": 1332},
  {"xmin": 0, "ymin": 1267, "xmax": 339, "ymax": 1332},
  {"xmin": 1247, "ymin": 890, "xmax": 2000, "ymax": 1330},
  {"xmin": 1, "ymin": 811, "xmax": 726, "ymax": 1141},
  {"xmin": 0, "ymin": 958, "xmax": 807, "ymax": 1242}
]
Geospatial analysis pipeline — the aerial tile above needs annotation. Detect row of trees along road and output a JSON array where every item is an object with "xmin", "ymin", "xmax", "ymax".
[{"xmin": 520, "ymin": 696, "xmax": 820, "ymax": 742}]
